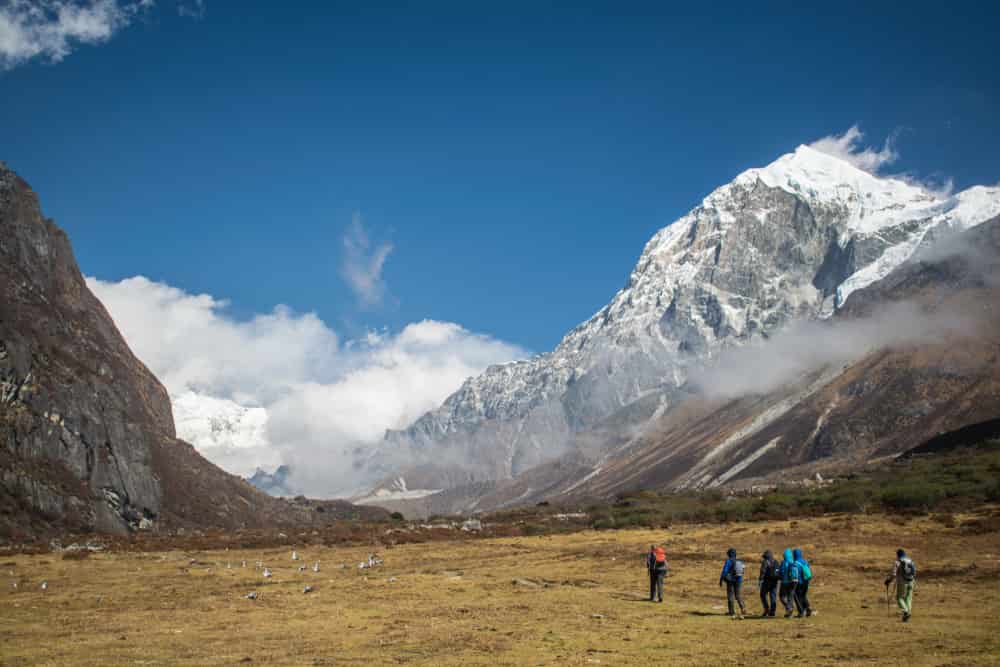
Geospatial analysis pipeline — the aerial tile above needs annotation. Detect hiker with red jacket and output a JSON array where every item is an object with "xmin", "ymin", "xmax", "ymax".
[{"xmin": 647, "ymin": 544, "xmax": 668, "ymax": 602}]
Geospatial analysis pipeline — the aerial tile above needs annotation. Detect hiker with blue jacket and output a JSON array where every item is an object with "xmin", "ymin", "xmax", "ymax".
[
  {"xmin": 757, "ymin": 550, "xmax": 780, "ymax": 617},
  {"xmin": 779, "ymin": 547, "xmax": 798, "ymax": 618},
  {"xmin": 719, "ymin": 547, "xmax": 747, "ymax": 619},
  {"xmin": 793, "ymin": 548, "xmax": 814, "ymax": 617}
]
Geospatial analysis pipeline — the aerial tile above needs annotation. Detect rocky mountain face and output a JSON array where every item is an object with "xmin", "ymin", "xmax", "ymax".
[
  {"xmin": 363, "ymin": 214, "xmax": 1000, "ymax": 516},
  {"xmin": 367, "ymin": 146, "xmax": 1000, "ymax": 499},
  {"xmin": 0, "ymin": 163, "xmax": 386, "ymax": 540}
]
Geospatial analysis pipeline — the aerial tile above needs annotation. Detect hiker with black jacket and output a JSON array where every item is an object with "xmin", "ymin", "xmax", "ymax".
[
  {"xmin": 885, "ymin": 548, "xmax": 916, "ymax": 622},
  {"xmin": 647, "ymin": 544, "xmax": 668, "ymax": 602},
  {"xmin": 758, "ymin": 550, "xmax": 780, "ymax": 617},
  {"xmin": 719, "ymin": 547, "xmax": 747, "ymax": 619}
]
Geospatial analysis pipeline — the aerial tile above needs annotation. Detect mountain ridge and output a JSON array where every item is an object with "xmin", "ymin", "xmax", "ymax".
[{"xmin": 365, "ymin": 146, "xmax": 1000, "ymax": 499}]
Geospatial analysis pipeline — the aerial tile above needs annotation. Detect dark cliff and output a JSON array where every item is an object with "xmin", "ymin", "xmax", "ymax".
[{"xmin": 0, "ymin": 163, "xmax": 385, "ymax": 540}]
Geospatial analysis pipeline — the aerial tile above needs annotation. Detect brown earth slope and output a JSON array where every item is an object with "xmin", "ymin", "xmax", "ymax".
[
  {"xmin": 0, "ymin": 163, "xmax": 386, "ymax": 541},
  {"xmin": 561, "ymin": 217, "xmax": 1000, "ymax": 500}
]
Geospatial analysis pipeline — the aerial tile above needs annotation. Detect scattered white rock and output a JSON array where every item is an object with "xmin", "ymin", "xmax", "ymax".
[
  {"xmin": 263, "ymin": 568, "xmax": 272, "ymax": 578},
  {"xmin": 292, "ymin": 551, "xmax": 299, "ymax": 561},
  {"xmin": 303, "ymin": 586, "xmax": 313, "ymax": 594},
  {"xmin": 312, "ymin": 562, "xmax": 320, "ymax": 573},
  {"xmin": 246, "ymin": 592, "xmax": 258, "ymax": 600},
  {"xmin": 40, "ymin": 581, "xmax": 48, "ymax": 591}
]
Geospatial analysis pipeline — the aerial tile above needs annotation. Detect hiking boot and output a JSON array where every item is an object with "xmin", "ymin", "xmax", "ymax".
[
  {"xmin": 806, "ymin": 609, "xmax": 813, "ymax": 617},
  {"xmin": 902, "ymin": 612, "xmax": 910, "ymax": 622},
  {"xmin": 784, "ymin": 611, "xmax": 793, "ymax": 618}
]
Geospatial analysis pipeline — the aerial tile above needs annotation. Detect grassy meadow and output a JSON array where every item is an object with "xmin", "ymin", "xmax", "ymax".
[{"xmin": 3, "ymin": 512, "xmax": 999, "ymax": 666}]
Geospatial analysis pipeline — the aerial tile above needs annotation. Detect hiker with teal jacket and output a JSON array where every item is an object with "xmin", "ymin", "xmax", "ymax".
[
  {"xmin": 793, "ymin": 548, "xmax": 813, "ymax": 617},
  {"xmin": 778, "ymin": 548, "xmax": 798, "ymax": 618}
]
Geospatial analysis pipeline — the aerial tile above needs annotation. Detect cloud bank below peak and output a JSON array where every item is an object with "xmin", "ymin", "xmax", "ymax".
[{"xmin": 87, "ymin": 275, "xmax": 528, "ymax": 494}]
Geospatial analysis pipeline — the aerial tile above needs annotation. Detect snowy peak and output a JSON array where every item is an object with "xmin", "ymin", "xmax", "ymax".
[
  {"xmin": 170, "ymin": 391, "xmax": 277, "ymax": 477},
  {"xmin": 372, "ymin": 142, "xmax": 1000, "ymax": 497},
  {"xmin": 739, "ymin": 145, "xmax": 942, "ymax": 233}
]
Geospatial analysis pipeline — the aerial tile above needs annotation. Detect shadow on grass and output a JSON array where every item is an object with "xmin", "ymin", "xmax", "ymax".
[
  {"xmin": 610, "ymin": 592, "xmax": 654, "ymax": 602},
  {"xmin": 686, "ymin": 610, "xmax": 728, "ymax": 617}
]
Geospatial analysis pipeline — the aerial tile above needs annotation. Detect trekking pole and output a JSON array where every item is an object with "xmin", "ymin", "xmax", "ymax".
[{"xmin": 885, "ymin": 582, "xmax": 890, "ymax": 618}]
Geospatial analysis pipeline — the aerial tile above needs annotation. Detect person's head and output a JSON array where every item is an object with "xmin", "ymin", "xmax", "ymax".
[
  {"xmin": 897, "ymin": 548, "xmax": 906, "ymax": 559},
  {"xmin": 793, "ymin": 548, "xmax": 803, "ymax": 560},
  {"xmin": 650, "ymin": 544, "xmax": 656, "ymax": 551},
  {"xmin": 763, "ymin": 550, "xmax": 773, "ymax": 560},
  {"xmin": 727, "ymin": 547, "xmax": 737, "ymax": 558}
]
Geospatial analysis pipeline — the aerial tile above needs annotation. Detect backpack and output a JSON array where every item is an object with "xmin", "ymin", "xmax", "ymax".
[
  {"xmin": 653, "ymin": 547, "xmax": 667, "ymax": 571},
  {"xmin": 727, "ymin": 559, "xmax": 745, "ymax": 581},
  {"xmin": 762, "ymin": 558, "xmax": 779, "ymax": 582},
  {"xmin": 799, "ymin": 560, "xmax": 813, "ymax": 581},
  {"xmin": 899, "ymin": 558, "xmax": 916, "ymax": 582}
]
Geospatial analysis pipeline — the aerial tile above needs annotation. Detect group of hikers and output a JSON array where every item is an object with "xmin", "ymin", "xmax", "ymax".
[{"xmin": 645, "ymin": 544, "xmax": 917, "ymax": 622}]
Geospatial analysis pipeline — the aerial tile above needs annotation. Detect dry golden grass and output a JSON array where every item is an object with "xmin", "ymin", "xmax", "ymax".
[{"xmin": 2, "ymin": 514, "xmax": 999, "ymax": 666}]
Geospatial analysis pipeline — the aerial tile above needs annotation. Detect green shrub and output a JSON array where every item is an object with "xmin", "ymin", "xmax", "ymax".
[{"xmin": 881, "ymin": 483, "xmax": 944, "ymax": 512}]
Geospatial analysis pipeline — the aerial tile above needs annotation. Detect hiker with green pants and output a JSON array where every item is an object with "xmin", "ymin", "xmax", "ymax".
[{"xmin": 885, "ymin": 548, "xmax": 916, "ymax": 622}]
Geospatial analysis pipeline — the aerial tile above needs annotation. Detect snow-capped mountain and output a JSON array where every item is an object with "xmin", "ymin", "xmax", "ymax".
[
  {"xmin": 170, "ymin": 390, "xmax": 276, "ymax": 478},
  {"xmin": 368, "ymin": 145, "xmax": 1000, "ymax": 492}
]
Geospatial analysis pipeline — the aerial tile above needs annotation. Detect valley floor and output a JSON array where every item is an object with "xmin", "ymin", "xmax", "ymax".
[{"xmin": 2, "ymin": 514, "xmax": 999, "ymax": 666}]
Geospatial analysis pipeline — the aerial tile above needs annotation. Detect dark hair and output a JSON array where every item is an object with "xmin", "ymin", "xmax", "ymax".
[
  {"xmin": 727, "ymin": 547, "xmax": 737, "ymax": 558},
  {"xmin": 897, "ymin": 548, "xmax": 906, "ymax": 558}
]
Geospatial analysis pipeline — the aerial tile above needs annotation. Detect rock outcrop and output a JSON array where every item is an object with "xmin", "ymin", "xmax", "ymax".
[{"xmin": 0, "ymin": 163, "xmax": 386, "ymax": 540}]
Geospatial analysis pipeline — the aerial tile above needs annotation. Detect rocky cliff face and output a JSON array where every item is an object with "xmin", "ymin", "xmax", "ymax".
[
  {"xmin": 370, "ymin": 146, "xmax": 1000, "ymax": 494},
  {"xmin": 0, "ymin": 163, "xmax": 386, "ymax": 540},
  {"xmin": 0, "ymin": 164, "xmax": 172, "ymax": 535}
]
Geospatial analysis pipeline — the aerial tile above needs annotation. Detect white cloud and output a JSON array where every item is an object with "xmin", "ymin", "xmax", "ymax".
[
  {"xmin": 340, "ymin": 213, "xmax": 393, "ymax": 308},
  {"xmin": 87, "ymin": 275, "xmax": 528, "ymax": 495},
  {"xmin": 176, "ymin": 0, "xmax": 203, "ymax": 18},
  {"xmin": 808, "ymin": 124, "xmax": 899, "ymax": 173},
  {"xmin": 0, "ymin": 0, "xmax": 153, "ymax": 70}
]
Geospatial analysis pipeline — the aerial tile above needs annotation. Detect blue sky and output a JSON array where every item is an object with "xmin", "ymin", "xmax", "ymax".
[{"xmin": 3, "ymin": 1, "xmax": 999, "ymax": 353}]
